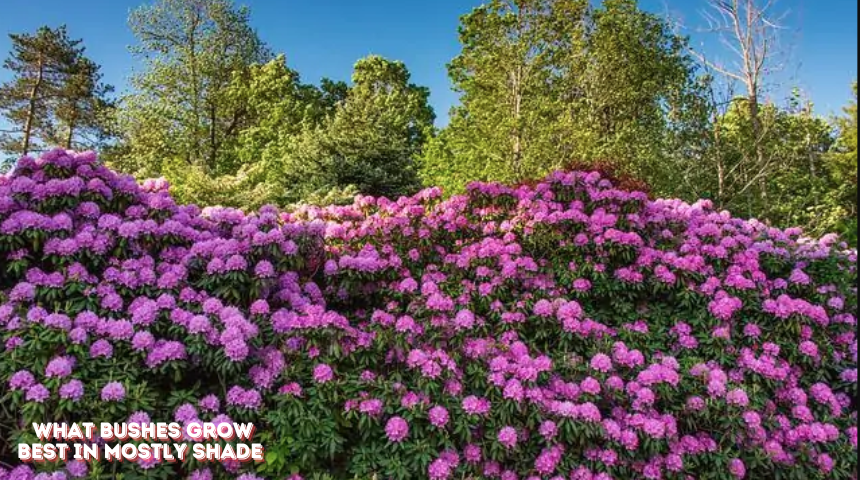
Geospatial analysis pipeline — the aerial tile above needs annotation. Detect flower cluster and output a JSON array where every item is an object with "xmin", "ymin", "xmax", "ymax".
[{"xmin": 0, "ymin": 150, "xmax": 856, "ymax": 480}]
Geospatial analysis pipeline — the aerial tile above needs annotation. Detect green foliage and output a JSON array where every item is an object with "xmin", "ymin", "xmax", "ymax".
[
  {"xmin": 823, "ymin": 82, "xmax": 858, "ymax": 244},
  {"xmin": 112, "ymin": 0, "xmax": 271, "ymax": 177},
  {"xmin": 669, "ymin": 87, "xmax": 857, "ymax": 245},
  {"xmin": 421, "ymin": 0, "xmax": 704, "ymax": 195},
  {"xmin": 236, "ymin": 55, "xmax": 435, "ymax": 207}
]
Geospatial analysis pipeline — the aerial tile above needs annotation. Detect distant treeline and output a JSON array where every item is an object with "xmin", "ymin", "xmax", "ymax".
[{"xmin": 1, "ymin": 0, "xmax": 856, "ymax": 243}]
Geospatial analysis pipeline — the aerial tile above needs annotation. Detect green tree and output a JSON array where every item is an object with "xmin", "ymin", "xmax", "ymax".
[
  {"xmin": 822, "ymin": 82, "xmax": 858, "ymax": 244},
  {"xmin": 160, "ymin": 54, "xmax": 324, "ymax": 208},
  {"xmin": 244, "ymin": 55, "xmax": 435, "ymax": 208},
  {"xmin": 229, "ymin": 55, "xmax": 336, "ymax": 168},
  {"xmin": 113, "ymin": 0, "xmax": 271, "ymax": 177},
  {"xmin": 422, "ymin": 0, "xmax": 587, "ymax": 191},
  {"xmin": 44, "ymin": 56, "xmax": 115, "ymax": 151},
  {"xmin": 164, "ymin": 55, "xmax": 434, "ymax": 210},
  {"xmin": 0, "ymin": 26, "xmax": 83, "ymax": 156},
  {"xmin": 572, "ymin": 0, "xmax": 704, "ymax": 187},
  {"xmin": 673, "ymin": 88, "xmax": 839, "ymax": 235},
  {"xmin": 421, "ymin": 0, "xmax": 704, "ymax": 194},
  {"xmin": 828, "ymin": 83, "xmax": 857, "ymax": 191}
]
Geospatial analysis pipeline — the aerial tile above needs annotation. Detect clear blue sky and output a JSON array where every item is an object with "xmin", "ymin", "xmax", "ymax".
[{"xmin": 0, "ymin": 0, "xmax": 856, "ymax": 127}]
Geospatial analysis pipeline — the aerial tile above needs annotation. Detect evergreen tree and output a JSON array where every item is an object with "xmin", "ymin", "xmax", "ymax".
[{"xmin": 0, "ymin": 26, "xmax": 81, "ymax": 156}]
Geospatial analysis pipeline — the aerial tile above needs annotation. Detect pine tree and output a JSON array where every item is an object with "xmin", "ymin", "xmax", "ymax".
[
  {"xmin": 47, "ymin": 56, "xmax": 115, "ymax": 151},
  {"xmin": 0, "ymin": 25, "xmax": 82, "ymax": 156}
]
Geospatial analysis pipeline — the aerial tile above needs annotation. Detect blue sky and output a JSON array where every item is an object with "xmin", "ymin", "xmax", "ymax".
[{"xmin": 0, "ymin": 0, "xmax": 856, "ymax": 127}]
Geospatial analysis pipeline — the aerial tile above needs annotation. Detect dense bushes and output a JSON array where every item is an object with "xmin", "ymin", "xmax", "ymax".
[{"xmin": 0, "ymin": 150, "xmax": 857, "ymax": 480}]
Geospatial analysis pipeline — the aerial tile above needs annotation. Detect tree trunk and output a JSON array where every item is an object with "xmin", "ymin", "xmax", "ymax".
[
  {"xmin": 512, "ymin": 66, "xmax": 523, "ymax": 180},
  {"xmin": 748, "ymin": 89, "xmax": 768, "ymax": 213},
  {"xmin": 714, "ymin": 120, "xmax": 725, "ymax": 205},
  {"xmin": 23, "ymin": 53, "xmax": 45, "ymax": 156},
  {"xmin": 65, "ymin": 109, "xmax": 77, "ymax": 149},
  {"xmin": 209, "ymin": 102, "xmax": 217, "ymax": 169}
]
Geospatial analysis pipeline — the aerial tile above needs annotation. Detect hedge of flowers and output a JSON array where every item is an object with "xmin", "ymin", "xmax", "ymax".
[{"xmin": 0, "ymin": 149, "xmax": 857, "ymax": 480}]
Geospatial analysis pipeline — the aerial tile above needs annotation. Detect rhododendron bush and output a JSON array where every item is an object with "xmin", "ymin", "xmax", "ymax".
[{"xmin": 0, "ymin": 150, "xmax": 857, "ymax": 480}]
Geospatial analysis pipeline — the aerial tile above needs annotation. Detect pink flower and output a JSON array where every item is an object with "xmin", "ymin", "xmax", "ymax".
[
  {"xmin": 726, "ymin": 389, "xmax": 749, "ymax": 407},
  {"xmin": 428, "ymin": 458, "xmax": 452, "ymax": 480},
  {"xmin": 728, "ymin": 458, "xmax": 746, "ymax": 479},
  {"xmin": 590, "ymin": 353, "xmax": 613, "ymax": 372},
  {"xmin": 101, "ymin": 381, "xmax": 125, "ymax": 401},
  {"xmin": 385, "ymin": 416, "xmax": 409, "ymax": 442},
  {"xmin": 313, "ymin": 364, "xmax": 334, "ymax": 383},
  {"xmin": 462, "ymin": 395, "xmax": 490, "ymax": 415},
  {"xmin": 429, "ymin": 406, "xmax": 449, "ymax": 428},
  {"xmin": 498, "ymin": 426, "xmax": 518, "ymax": 449}
]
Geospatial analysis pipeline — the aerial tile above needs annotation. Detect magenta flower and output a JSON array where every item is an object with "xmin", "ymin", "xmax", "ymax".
[
  {"xmin": 728, "ymin": 458, "xmax": 746, "ymax": 478},
  {"xmin": 45, "ymin": 356, "xmax": 74, "ymax": 378},
  {"xmin": 385, "ymin": 416, "xmax": 409, "ymax": 442},
  {"xmin": 462, "ymin": 395, "xmax": 490, "ymax": 415},
  {"xmin": 9, "ymin": 370, "xmax": 35, "ymax": 390},
  {"xmin": 497, "ymin": 426, "xmax": 518, "ymax": 449},
  {"xmin": 428, "ymin": 405, "xmax": 449, "ymax": 428},
  {"xmin": 428, "ymin": 458, "xmax": 452, "ymax": 480},
  {"xmin": 313, "ymin": 364, "xmax": 334, "ymax": 383}
]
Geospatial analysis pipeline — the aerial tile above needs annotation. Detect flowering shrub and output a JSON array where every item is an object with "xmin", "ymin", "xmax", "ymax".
[{"xmin": 0, "ymin": 149, "xmax": 857, "ymax": 480}]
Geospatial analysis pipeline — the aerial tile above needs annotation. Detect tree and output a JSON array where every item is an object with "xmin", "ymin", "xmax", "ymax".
[
  {"xmin": 0, "ymin": 26, "xmax": 82, "ymax": 156},
  {"xmin": 113, "ymin": 0, "xmax": 271, "ymax": 177},
  {"xmin": 822, "ymin": 82, "xmax": 858, "ymax": 244},
  {"xmin": 160, "ymin": 55, "xmax": 434, "ymax": 210},
  {"xmin": 421, "ymin": 0, "xmax": 705, "ymax": 195},
  {"xmin": 44, "ymin": 57, "xmax": 115, "ymax": 151},
  {"xmin": 572, "ymin": 0, "xmax": 705, "ymax": 188},
  {"xmin": 423, "ymin": 0, "xmax": 587, "ymax": 190},
  {"xmin": 159, "ymin": 54, "xmax": 324, "ymax": 208},
  {"xmin": 229, "ymin": 55, "xmax": 337, "ymax": 168},
  {"xmin": 261, "ymin": 55, "xmax": 435, "ymax": 205},
  {"xmin": 828, "ymin": 82, "xmax": 857, "ymax": 193},
  {"xmin": 689, "ymin": 0, "xmax": 791, "ymax": 204}
]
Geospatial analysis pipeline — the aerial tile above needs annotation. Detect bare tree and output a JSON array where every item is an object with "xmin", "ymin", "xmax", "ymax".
[{"xmin": 688, "ymin": 0, "xmax": 791, "ymax": 204}]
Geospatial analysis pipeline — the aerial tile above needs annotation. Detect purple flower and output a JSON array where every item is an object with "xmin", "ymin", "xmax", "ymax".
[
  {"xmin": 188, "ymin": 468, "xmax": 213, "ymax": 480},
  {"xmin": 313, "ymin": 364, "xmax": 334, "ymax": 383},
  {"xmin": 9, "ymin": 370, "xmax": 35, "ymax": 390},
  {"xmin": 429, "ymin": 405, "xmax": 449, "ymax": 428},
  {"xmin": 128, "ymin": 411, "xmax": 151, "ymax": 426},
  {"xmin": 90, "ymin": 339, "xmax": 113, "ymax": 359},
  {"xmin": 729, "ymin": 458, "xmax": 746, "ymax": 478},
  {"xmin": 174, "ymin": 403, "xmax": 198, "ymax": 422},
  {"xmin": 497, "ymin": 426, "xmax": 518, "ymax": 449},
  {"xmin": 59, "ymin": 380, "xmax": 84, "ymax": 401},
  {"xmin": 539, "ymin": 420, "xmax": 558, "ymax": 440},
  {"xmin": 385, "ymin": 416, "xmax": 409, "ymax": 442},
  {"xmin": 726, "ymin": 388, "xmax": 750, "ymax": 407},
  {"xmin": 131, "ymin": 331, "xmax": 155, "ymax": 351},
  {"xmin": 590, "ymin": 353, "xmax": 613, "ymax": 372},
  {"xmin": 462, "ymin": 395, "xmax": 490, "ymax": 416},
  {"xmin": 45, "ymin": 356, "xmax": 74, "ymax": 378},
  {"xmin": 799, "ymin": 340, "xmax": 819, "ymax": 358},
  {"xmin": 428, "ymin": 458, "xmax": 452, "ymax": 480},
  {"xmin": 199, "ymin": 394, "xmax": 220, "ymax": 412},
  {"xmin": 101, "ymin": 381, "xmax": 125, "ymax": 401},
  {"xmin": 65, "ymin": 460, "xmax": 88, "ymax": 478},
  {"xmin": 26, "ymin": 383, "xmax": 50, "ymax": 403}
]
